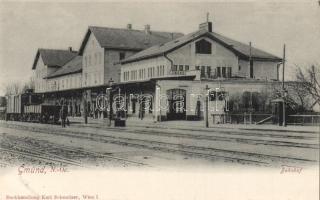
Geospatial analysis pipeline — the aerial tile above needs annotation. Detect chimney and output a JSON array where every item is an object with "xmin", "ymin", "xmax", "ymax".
[
  {"xmin": 199, "ymin": 22, "xmax": 212, "ymax": 32},
  {"xmin": 127, "ymin": 24, "xmax": 132, "ymax": 30},
  {"xmin": 144, "ymin": 24, "xmax": 151, "ymax": 34},
  {"xmin": 68, "ymin": 47, "xmax": 73, "ymax": 52}
]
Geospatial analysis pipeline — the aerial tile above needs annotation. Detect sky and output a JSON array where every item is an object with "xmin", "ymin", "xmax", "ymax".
[{"xmin": 0, "ymin": 0, "xmax": 319, "ymax": 96}]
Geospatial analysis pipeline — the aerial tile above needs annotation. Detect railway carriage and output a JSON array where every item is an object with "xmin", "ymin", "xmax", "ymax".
[
  {"xmin": 6, "ymin": 91, "xmax": 61, "ymax": 124},
  {"xmin": 0, "ymin": 96, "xmax": 6, "ymax": 120}
]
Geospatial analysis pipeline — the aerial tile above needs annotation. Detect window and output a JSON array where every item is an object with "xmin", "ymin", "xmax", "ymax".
[
  {"xmin": 195, "ymin": 66, "xmax": 200, "ymax": 70},
  {"xmin": 217, "ymin": 67, "xmax": 221, "ymax": 77},
  {"xmin": 222, "ymin": 67, "xmax": 226, "ymax": 78},
  {"xmin": 94, "ymin": 53, "xmax": 97, "ymax": 65},
  {"xmin": 200, "ymin": 66, "xmax": 205, "ymax": 77},
  {"xmin": 124, "ymin": 72, "xmax": 127, "ymax": 81},
  {"xmin": 227, "ymin": 67, "xmax": 232, "ymax": 78},
  {"xmin": 195, "ymin": 39, "xmax": 212, "ymax": 54},
  {"xmin": 157, "ymin": 66, "xmax": 159, "ymax": 76},
  {"xmin": 238, "ymin": 65, "xmax": 241, "ymax": 71},
  {"xmin": 119, "ymin": 52, "xmax": 125, "ymax": 60},
  {"xmin": 134, "ymin": 70, "xmax": 137, "ymax": 80},
  {"xmin": 185, "ymin": 65, "xmax": 189, "ymax": 71},
  {"xmin": 172, "ymin": 65, "xmax": 177, "ymax": 71},
  {"xmin": 179, "ymin": 65, "xmax": 183, "ymax": 71},
  {"xmin": 207, "ymin": 66, "xmax": 211, "ymax": 77}
]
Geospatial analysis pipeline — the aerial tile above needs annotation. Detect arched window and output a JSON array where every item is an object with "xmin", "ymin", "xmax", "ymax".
[{"xmin": 195, "ymin": 39, "xmax": 212, "ymax": 54}]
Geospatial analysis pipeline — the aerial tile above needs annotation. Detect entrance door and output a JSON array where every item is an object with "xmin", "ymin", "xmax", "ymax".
[{"xmin": 166, "ymin": 89, "xmax": 186, "ymax": 120}]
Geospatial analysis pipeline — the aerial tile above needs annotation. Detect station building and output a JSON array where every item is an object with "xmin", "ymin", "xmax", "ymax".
[
  {"xmin": 118, "ymin": 21, "xmax": 283, "ymax": 122},
  {"xmin": 32, "ymin": 24, "xmax": 182, "ymax": 117}
]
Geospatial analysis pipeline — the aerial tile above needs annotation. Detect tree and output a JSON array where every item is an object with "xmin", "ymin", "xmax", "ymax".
[
  {"xmin": 21, "ymin": 77, "xmax": 35, "ymax": 92},
  {"xmin": 4, "ymin": 78, "xmax": 35, "ymax": 96},
  {"xmin": 4, "ymin": 81, "xmax": 21, "ymax": 95},
  {"xmin": 270, "ymin": 83, "xmax": 302, "ymax": 114},
  {"xmin": 296, "ymin": 64, "xmax": 320, "ymax": 109}
]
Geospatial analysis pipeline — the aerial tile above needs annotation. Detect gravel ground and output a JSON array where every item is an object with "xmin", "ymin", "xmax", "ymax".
[{"xmin": 0, "ymin": 120, "xmax": 318, "ymax": 170}]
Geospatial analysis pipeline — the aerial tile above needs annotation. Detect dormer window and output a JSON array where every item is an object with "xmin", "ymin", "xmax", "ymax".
[
  {"xmin": 195, "ymin": 39, "xmax": 212, "ymax": 54},
  {"xmin": 119, "ymin": 52, "xmax": 125, "ymax": 60}
]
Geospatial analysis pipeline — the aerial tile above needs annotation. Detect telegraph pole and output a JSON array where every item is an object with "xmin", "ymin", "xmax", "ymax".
[
  {"xmin": 205, "ymin": 85, "xmax": 209, "ymax": 128},
  {"xmin": 249, "ymin": 42, "xmax": 253, "ymax": 78},
  {"xmin": 282, "ymin": 44, "xmax": 286, "ymax": 126}
]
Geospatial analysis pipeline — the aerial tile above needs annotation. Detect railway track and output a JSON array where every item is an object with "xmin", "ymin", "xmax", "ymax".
[
  {"xmin": 0, "ymin": 147, "xmax": 82, "ymax": 167},
  {"xmin": 0, "ymin": 134, "xmax": 147, "ymax": 167},
  {"xmin": 92, "ymin": 124, "xmax": 319, "ymax": 139},
  {"xmin": 1, "ymin": 122, "xmax": 317, "ymax": 167},
  {"xmin": 120, "ymin": 127, "xmax": 319, "ymax": 149}
]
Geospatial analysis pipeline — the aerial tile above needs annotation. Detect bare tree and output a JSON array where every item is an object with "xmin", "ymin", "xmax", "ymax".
[
  {"xmin": 287, "ymin": 81, "xmax": 311, "ymax": 111},
  {"xmin": 4, "ymin": 77, "xmax": 35, "ymax": 96},
  {"xmin": 296, "ymin": 64, "xmax": 320, "ymax": 109},
  {"xmin": 270, "ymin": 84, "xmax": 300, "ymax": 112},
  {"xmin": 4, "ymin": 81, "xmax": 21, "ymax": 95},
  {"xmin": 21, "ymin": 77, "xmax": 35, "ymax": 92}
]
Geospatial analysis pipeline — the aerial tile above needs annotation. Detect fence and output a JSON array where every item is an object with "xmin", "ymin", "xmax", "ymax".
[
  {"xmin": 218, "ymin": 113, "xmax": 320, "ymax": 126},
  {"xmin": 228, "ymin": 113, "xmax": 272, "ymax": 124},
  {"xmin": 287, "ymin": 115, "xmax": 320, "ymax": 126}
]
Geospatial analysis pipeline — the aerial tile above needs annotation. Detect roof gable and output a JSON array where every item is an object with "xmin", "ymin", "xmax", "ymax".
[
  {"xmin": 78, "ymin": 26, "xmax": 184, "ymax": 55},
  {"xmin": 32, "ymin": 49, "xmax": 77, "ymax": 69},
  {"xmin": 121, "ymin": 30, "xmax": 282, "ymax": 64},
  {"xmin": 46, "ymin": 56, "xmax": 82, "ymax": 79}
]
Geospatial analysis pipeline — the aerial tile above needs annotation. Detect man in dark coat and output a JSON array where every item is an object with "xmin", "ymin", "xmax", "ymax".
[{"xmin": 60, "ymin": 105, "xmax": 67, "ymax": 128}]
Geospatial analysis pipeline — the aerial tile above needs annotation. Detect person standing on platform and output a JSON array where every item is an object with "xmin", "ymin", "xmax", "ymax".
[{"xmin": 60, "ymin": 105, "xmax": 67, "ymax": 128}]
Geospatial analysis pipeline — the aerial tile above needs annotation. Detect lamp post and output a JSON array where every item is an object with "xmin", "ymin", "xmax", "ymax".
[
  {"xmin": 84, "ymin": 91, "xmax": 88, "ymax": 124},
  {"xmin": 155, "ymin": 83, "xmax": 161, "ymax": 122}
]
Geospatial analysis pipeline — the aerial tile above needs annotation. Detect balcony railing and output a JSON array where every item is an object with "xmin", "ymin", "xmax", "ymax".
[
  {"xmin": 168, "ymin": 70, "xmax": 186, "ymax": 76},
  {"xmin": 168, "ymin": 70, "xmax": 232, "ymax": 80}
]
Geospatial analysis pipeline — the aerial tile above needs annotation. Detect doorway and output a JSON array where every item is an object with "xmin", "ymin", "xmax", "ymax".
[{"xmin": 166, "ymin": 89, "xmax": 186, "ymax": 120}]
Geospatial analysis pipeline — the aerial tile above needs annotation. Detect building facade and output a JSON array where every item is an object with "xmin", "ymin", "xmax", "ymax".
[
  {"xmin": 31, "ymin": 24, "xmax": 183, "ymax": 118},
  {"xmin": 32, "ymin": 48, "xmax": 77, "ymax": 93},
  {"xmin": 118, "ymin": 22, "xmax": 283, "ymax": 122},
  {"xmin": 78, "ymin": 25, "xmax": 183, "ymax": 86}
]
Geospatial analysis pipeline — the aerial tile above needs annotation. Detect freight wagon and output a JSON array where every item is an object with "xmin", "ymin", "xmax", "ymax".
[
  {"xmin": 6, "ymin": 92, "xmax": 61, "ymax": 124},
  {"xmin": 0, "ymin": 96, "xmax": 6, "ymax": 120}
]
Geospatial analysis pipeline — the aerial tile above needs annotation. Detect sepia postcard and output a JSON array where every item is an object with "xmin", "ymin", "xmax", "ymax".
[{"xmin": 0, "ymin": 0, "xmax": 319, "ymax": 199}]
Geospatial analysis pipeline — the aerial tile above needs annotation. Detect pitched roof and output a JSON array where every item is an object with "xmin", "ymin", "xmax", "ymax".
[
  {"xmin": 46, "ymin": 56, "xmax": 82, "ymax": 79},
  {"xmin": 78, "ymin": 26, "xmax": 184, "ymax": 55},
  {"xmin": 121, "ymin": 30, "xmax": 282, "ymax": 63},
  {"xmin": 32, "ymin": 49, "xmax": 78, "ymax": 69}
]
